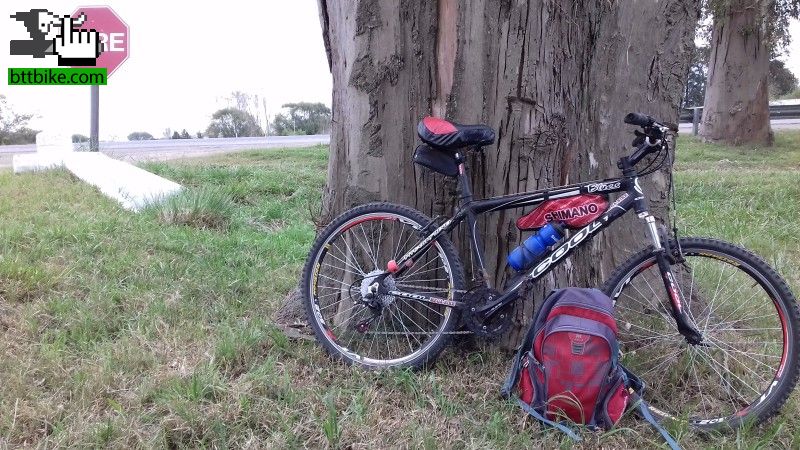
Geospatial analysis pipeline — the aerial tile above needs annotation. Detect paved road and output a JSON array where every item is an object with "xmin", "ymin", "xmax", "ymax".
[
  {"xmin": 3, "ymin": 118, "xmax": 799, "ymax": 169},
  {"xmin": 678, "ymin": 118, "xmax": 800, "ymax": 133},
  {"xmin": 0, "ymin": 135, "xmax": 330, "ymax": 169}
]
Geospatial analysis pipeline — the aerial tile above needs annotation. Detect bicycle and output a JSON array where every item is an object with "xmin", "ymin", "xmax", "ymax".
[{"xmin": 300, "ymin": 112, "xmax": 800, "ymax": 429}]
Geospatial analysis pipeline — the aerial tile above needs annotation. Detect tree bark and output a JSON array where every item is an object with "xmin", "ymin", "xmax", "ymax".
[
  {"xmin": 700, "ymin": 1, "xmax": 773, "ymax": 146},
  {"xmin": 305, "ymin": 0, "xmax": 699, "ymax": 349}
]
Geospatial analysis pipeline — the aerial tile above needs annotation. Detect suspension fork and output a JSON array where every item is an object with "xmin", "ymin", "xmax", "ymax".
[
  {"xmin": 623, "ymin": 164, "xmax": 703, "ymax": 344},
  {"xmin": 642, "ymin": 212, "xmax": 704, "ymax": 344}
]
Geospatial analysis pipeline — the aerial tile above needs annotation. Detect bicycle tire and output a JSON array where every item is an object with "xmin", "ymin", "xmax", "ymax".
[
  {"xmin": 300, "ymin": 202, "xmax": 466, "ymax": 369},
  {"xmin": 602, "ymin": 237, "xmax": 800, "ymax": 430}
]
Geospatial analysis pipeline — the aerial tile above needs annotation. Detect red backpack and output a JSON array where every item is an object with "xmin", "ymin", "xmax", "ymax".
[{"xmin": 501, "ymin": 288, "xmax": 680, "ymax": 449}]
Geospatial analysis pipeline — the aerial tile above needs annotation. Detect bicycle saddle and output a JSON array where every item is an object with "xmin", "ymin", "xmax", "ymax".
[{"xmin": 417, "ymin": 117, "xmax": 495, "ymax": 150}]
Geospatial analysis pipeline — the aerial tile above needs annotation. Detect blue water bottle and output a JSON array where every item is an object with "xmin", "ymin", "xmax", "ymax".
[{"xmin": 507, "ymin": 222, "xmax": 565, "ymax": 271}]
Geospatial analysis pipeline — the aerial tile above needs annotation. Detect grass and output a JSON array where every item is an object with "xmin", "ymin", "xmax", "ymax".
[
  {"xmin": 0, "ymin": 134, "xmax": 799, "ymax": 448},
  {"xmin": 151, "ymin": 186, "xmax": 236, "ymax": 230}
]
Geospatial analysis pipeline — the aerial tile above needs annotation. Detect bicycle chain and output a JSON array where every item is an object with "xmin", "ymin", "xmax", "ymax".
[{"xmin": 362, "ymin": 330, "xmax": 475, "ymax": 335}]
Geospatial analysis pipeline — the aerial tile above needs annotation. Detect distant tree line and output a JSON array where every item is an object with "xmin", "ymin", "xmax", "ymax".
[
  {"xmin": 206, "ymin": 108, "xmax": 263, "ymax": 138},
  {"xmin": 203, "ymin": 100, "xmax": 331, "ymax": 138},
  {"xmin": 128, "ymin": 131, "xmax": 154, "ymax": 141},
  {"xmin": 271, "ymin": 102, "xmax": 331, "ymax": 136},
  {"xmin": 0, "ymin": 95, "xmax": 37, "ymax": 145},
  {"xmin": 119, "ymin": 92, "xmax": 334, "ymax": 141}
]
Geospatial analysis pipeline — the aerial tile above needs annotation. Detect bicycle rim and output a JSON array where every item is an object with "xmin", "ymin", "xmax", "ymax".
[{"xmin": 308, "ymin": 212, "xmax": 456, "ymax": 367}]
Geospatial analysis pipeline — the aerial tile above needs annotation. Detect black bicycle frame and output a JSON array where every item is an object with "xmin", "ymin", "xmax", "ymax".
[{"xmin": 380, "ymin": 149, "xmax": 701, "ymax": 342}]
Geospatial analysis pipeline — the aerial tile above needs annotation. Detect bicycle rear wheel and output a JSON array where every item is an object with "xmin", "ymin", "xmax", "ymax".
[
  {"xmin": 603, "ymin": 237, "xmax": 800, "ymax": 429},
  {"xmin": 301, "ymin": 202, "xmax": 465, "ymax": 369}
]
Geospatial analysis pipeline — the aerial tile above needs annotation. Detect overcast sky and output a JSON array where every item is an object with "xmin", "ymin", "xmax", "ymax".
[
  {"xmin": 1, "ymin": 2, "xmax": 799, "ymax": 141},
  {"xmin": 2, "ymin": 1, "xmax": 332, "ymax": 140}
]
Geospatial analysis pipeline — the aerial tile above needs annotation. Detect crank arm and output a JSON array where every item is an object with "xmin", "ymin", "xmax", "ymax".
[{"xmin": 474, "ymin": 288, "xmax": 520, "ymax": 319}]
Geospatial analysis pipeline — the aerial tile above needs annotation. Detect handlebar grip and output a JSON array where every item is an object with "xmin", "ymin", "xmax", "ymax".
[{"xmin": 624, "ymin": 112, "xmax": 654, "ymax": 127}]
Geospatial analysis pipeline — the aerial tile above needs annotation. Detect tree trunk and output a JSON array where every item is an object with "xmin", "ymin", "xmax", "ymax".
[
  {"xmin": 700, "ymin": 1, "xmax": 773, "ymax": 146},
  {"xmin": 301, "ymin": 0, "xmax": 698, "ymax": 349}
]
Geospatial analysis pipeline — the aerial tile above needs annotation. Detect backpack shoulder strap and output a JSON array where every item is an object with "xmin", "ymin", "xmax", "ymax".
[
  {"xmin": 515, "ymin": 397, "xmax": 582, "ymax": 441},
  {"xmin": 622, "ymin": 365, "xmax": 682, "ymax": 450},
  {"xmin": 630, "ymin": 393, "xmax": 681, "ymax": 450}
]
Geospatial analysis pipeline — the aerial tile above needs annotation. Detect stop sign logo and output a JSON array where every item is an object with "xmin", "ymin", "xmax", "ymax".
[{"xmin": 71, "ymin": 6, "xmax": 129, "ymax": 77}]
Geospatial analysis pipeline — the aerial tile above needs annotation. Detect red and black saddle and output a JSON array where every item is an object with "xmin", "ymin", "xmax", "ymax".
[{"xmin": 417, "ymin": 117, "xmax": 495, "ymax": 150}]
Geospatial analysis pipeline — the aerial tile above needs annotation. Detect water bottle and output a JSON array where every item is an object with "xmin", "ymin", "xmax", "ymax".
[{"xmin": 507, "ymin": 222, "xmax": 565, "ymax": 271}]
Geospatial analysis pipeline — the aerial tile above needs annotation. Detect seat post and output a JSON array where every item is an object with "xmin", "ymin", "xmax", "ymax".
[
  {"xmin": 454, "ymin": 148, "xmax": 490, "ymax": 285},
  {"xmin": 454, "ymin": 150, "xmax": 472, "ymax": 206}
]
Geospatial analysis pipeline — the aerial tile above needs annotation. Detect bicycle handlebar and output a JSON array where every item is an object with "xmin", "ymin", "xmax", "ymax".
[
  {"xmin": 624, "ymin": 112, "xmax": 654, "ymax": 127},
  {"xmin": 620, "ymin": 112, "xmax": 678, "ymax": 170},
  {"xmin": 624, "ymin": 112, "xmax": 679, "ymax": 132}
]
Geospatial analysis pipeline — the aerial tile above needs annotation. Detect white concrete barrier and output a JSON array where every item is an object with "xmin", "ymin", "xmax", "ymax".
[
  {"xmin": 13, "ymin": 131, "xmax": 182, "ymax": 211},
  {"xmin": 13, "ymin": 132, "xmax": 73, "ymax": 173},
  {"xmin": 13, "ymin": 152, "xmax": 66, "ymax": 173},
  {"xmin": 64, "ymin": 153, "xmax": 182, "ymax": 211}
]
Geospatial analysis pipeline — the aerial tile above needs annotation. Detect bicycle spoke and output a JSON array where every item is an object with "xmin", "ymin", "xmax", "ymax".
[
  {"xmin": 335, "ymin": 236, "xmax": 369, "ymax": 276},
  {"xmin": 402, "ymin": 256, "xmax": 441, "ymax": 280},
  {"xmin": 359, "ymin": 223, "xmax": 381, "ymax": 270},
  {"xmin": 610, "ymin": 245, "xmax": 792, "ymax": 426},
  {"xmin": 381, "ymin": 309, "xmax": 392, "ymax": 357},
  {"xmin": 399, "ymin": 265, "xmax": 446, "ymax": 281},
  {"xmin": 639, "ymin": 347, "xmax": 685, "ymax": 378},
  {"xmin": 701, "ymin": 263, "xmax": 729, "ymax": 332},
  {"xmin": 694, "ymin": 344, "xmax": 761, "ymax": 398},
  {"xmin": 390, "ymin": 306, "xmax": 419, "ymax": 353},
  {"xmin": 402, "ymin": 300, "xmax": 444, "ymax": 329},
  {"xmin": 705, "ymin": 335, "xmax": 782, "ymax": 367},
  {"xmin": 402, "ymin": 294, "xmax": 448, "ymax": 319},
  {"xmin": 688, "ymin": 350, "xmax": 710, "ymax": 419},
  {"xmin": 325, "ymin": 245, "xmax": 367, "ymax": 276},
  {"xmin": 692, "ymin": 347, "xmax": 744, "ymax": 414},
  {"xmin": 321, "ymin": 262, "xmax": 364, "ymax": 278},
  {"xmin": 711, "ymin": 289, "xmax": 769, "ymax": 331},
  {"xmin": 353, "ymin": 223, "xmax": 378, "ymax": 270},
  {"xmin": 309, "ymin": 211, "xmax": 456, "ymax": 367},
  {"xmin": 637, "ymin": 275, "xmax": 680, "ymax": 332}
]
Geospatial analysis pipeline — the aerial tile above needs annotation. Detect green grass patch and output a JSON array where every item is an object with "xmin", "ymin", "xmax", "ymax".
[
  {"xmin": 676, "ymin": 130, "xmax": 800, "ymax": 170},
  {"xmin": 0, "ymin": 139, "xmax": 798, "ymax": 448},
  {"xmin": 149, "ymin": 186, "xmax": 236, "ymax": 230}
]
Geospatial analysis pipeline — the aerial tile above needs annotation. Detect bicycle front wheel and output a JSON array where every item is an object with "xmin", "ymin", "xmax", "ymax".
[
  {"xmin": 301, "ymin": 202, "xmax": 465, "ymax": 369},
  {"xmin": 603, "ymin": 237, "xmax": 800, "ymax": 429}
]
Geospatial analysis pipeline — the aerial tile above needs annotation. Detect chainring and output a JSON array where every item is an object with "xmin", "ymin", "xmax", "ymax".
[{"xmin": 463, "ymin": 287, "xmax": 514, "ymax": 340}]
